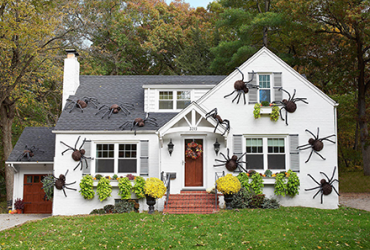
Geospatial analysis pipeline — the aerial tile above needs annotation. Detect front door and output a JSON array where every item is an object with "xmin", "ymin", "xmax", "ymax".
[
  {"xmin": 185, "ymin": 139, "xmax": 203, "ymax": 187},
  {"xmin": 23, "ymin": 175, "xmax": 52, "ymax": 214}
]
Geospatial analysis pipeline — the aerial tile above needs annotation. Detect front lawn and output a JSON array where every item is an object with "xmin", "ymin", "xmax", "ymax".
[{"xmin": 0, "ymin": 206, "xmax": 369, "ymax": 249}]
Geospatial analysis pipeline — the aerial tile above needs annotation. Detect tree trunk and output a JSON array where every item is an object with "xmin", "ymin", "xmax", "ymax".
[{"xmin": 0, "ymin": 97, "xmax": 16, "ymax": 205}]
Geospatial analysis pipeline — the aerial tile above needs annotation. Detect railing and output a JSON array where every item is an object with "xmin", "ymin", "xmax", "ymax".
[
  {"xmin": 214, "ymin": 171, "xmax": 225, "ymax": 210},
  {"xmin": 161, "ymin": 171, "xmax": 171, "ymax": 210}
]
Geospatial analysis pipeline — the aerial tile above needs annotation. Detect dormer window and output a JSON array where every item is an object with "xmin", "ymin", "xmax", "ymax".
[
  {"xmin": 159, "ymin": 90, "xmax": 191, "ymax": 111},
  {"xmin": 259, "ymin": 75, "xmax": 271, "ymax": 103}
]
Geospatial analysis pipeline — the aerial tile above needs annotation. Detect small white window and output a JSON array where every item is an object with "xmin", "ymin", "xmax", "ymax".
[
  {"xmin": 259, "ymin": 75, "xmax": 271, "ymax": 103},
  {"xmin": 158, "ymin": 90, "xmax": 191, "ymax": 110}
]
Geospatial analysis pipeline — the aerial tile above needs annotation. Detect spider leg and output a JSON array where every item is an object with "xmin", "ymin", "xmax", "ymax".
[
  {"xmin": 321, "ymin": 138, "xmax": 336, "ymax": 144},
  {"xmin": 65, "ymin": 169, "xmax": 69, "ymax": 177},
  {"xmin": 95, "ymin": 106, "xmax": 107, "ymax": 116},
  {"xmin": 214, "ymin": 122, "xmax": 219, "ymax": 133},
  {"xmin": 243, "ymin": 92, "xmax": 246, "ymax": 105},
  {"xmin": 316, "ymin": 127, "xmax": 320, "ymax": 140},
  {"xmin": 307, "ymin": 174, "xmax": 320, "ymax": 185},
  {"xmin": 62, "ymin": 188, "xmax": 67, "ymax": 197},
  {"xmin": 294, "ymin": 98, "xmax": 308, "ymax": 104},
  {"xmin": 280, "ymin": 88, "xmax": 291, "ymax": 100},
  {"xmin": 205, "ymin": 108, "xmax": 217, "ymax": 119},
  {"xmin": 280, "ymin": 107, "xmax": 285, "ymax": 121},
  {"xmin": 118, "ymin": 104, "xmax": 131, "ymax": 115},
  {"xmin": 314, "ymin": 150, "xmax": 326, "ymax": 160},
  {"xmin": 119, "ymin": 121, "xmax": 130, "ymax": 129},
  {"xmin": 215, "ymin": 159, "xmax": 227, "ymax": 163},
  {"xmin": 65, "ymin": 181, "xmax": 76, "ymax": 186},
  {"xmin": 222, "ymin": 120, "xmax": 230, "ymax": 135},
  {"xmin": 61, "ymin": 148, "xmax": 73, "ymax": 155},
  {"xmin": 79, "ymin": 138, "xmax": 86, "ymax": 150},
  {"xmin": 330, "ymin": 179, "xmax": 339, "ymax": 185},
  {"xmin": 26, "ymin": 152, "xmax": 31, "ymax": 161},
  {"xmin": 237, "ymin": 152, "xmax": 247, "ymax": 161},
  {"xmin": 74, "ymin": 136, "xmax": 81, "ymax": 149},
  {"xmin": 41, "ymin": 182, "xmax": 55, "ymax": 189},
  {"xmin": 16, "ymin": 152, "xmax": 26, "ymax": 161},
  {"xmin": 291, "ymin": 89, "xmax": 296, "ymax": 100},
  {"xmin": 219, "ymin": 152, "xmax": 228, "ymax": 161},
  {"xmin": 305, "ymin": 186, "xmax": 321, "ymax": 191},
  {"xmin": 107, "ymin": 109, "xmax": 114, "ymax": 119},
  {"xmin": 236, "ymin": 67, "xmax": 244, "ymax": 81},
  {"xmin": 320, "ymin": 171, "xmax": 331, "ymax": 182},
  {"xmin": 84, "ymin": 158, "xmax": 89, "ymax": 169},
  {"xmin": 297, "ymin": 144, "xmax": 312, "ymax": 150},
  {"xmin": 305, "ymin": 149, "xmax": 314, "ymax": 163},
  {"xmin": 313, "ymin": 189, "xmax": 321, "ymax": 199},
  {"xmin": 213, "ymin": 164, "xmax": 227, "ymax": 167},
  {"xmin": 285, "ymin": 108, "xmax": 288, "ymax": 125},
  {"xmin": 73, "ymin": 161, "xmax": 82, "ymax": 171},
  {"xmin": 224, "ymin": 90, "xmax": 236, "ymax": 99},
  {"xmin": 65, "ymin": 187, "xmax": 77, "ymax": 191},
  {"xmin": 227, "ymin": 148, "xmax": 230, "ymax": 159},
  {"xmin": 245, "ymin": 70, "xmax": 255, "ymax": 83},
  {"xmin": 146, "ymin": 120, "xmax": 158, "ymax": 126},
  {"xmin": 332, "ymin": 186, "xmax": 340, "ymax": 196},
  {"xmin": 321, "ymin": 192, "xmax": 324, "ymax": 204},
  {"xmin": 305, "ymin": 129, "xmax": 316, "ymax": 140},
  {"xmin": 237, "ymin": 164, "xmax": 248, "ymax": 173},
  {"xmin": 232, "ymin": 92, "xmax": 241, "ymax": 103},
  {"xmin": 100, "ymin": 110, "xmax": 110, "ymax": 119}
]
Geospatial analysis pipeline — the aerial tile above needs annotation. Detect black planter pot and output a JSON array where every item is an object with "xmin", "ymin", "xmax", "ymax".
[
  {"xmin": 146, "ymin": 195, "xmax": 156, "ymax": 214},
  {"xmin": 224, "ymin": 194, "xmax": 234, "ymax": 210}
]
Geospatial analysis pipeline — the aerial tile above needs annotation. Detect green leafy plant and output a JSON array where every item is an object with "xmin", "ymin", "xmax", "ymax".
[
  {"xmin": 96, "ymin": 178, "xmax": 112, "ymax": 202},
  {"xmin": 250, "ymin": 172, "xmax": 264, "ymax": 195},
  {"xmin": 253, "ymin": 103, "xmax": 261, "ymax": 119},
  {"xmin": 286, "ymin": 170, "xmax": 300, "ymax": 197},
  {"xmin": 41, "ymin": 174, "xmax": 54, "ymax": 200},
  {"xmin": 237, "ymin": 172, "xmax": 250, "ymax": 192},
  {"xmin": 216, "ymin": 174, "xmax": 242, "ymax": 195},
  {"xmin": 250, "ymin": 194, "xmax": 265, "ymax": 208},
  {"xmin": 14, "ymin": 198, "xmax": 24, "ymax": 210},
  {"xmin": 112, "ymin": 174, "xmax": 118, "ymax": 180},
  {"xmin": 270, "ymin": 105, "xmax": 280, "ymax": 121},
  {"xmin": 118, "ymin": 177, "xmax": 132, "ymax": 200},
  {"xmin": 133, "ymin": 176, "xmax": 146, "ymax": 199},
  {"xmin": 264, "ymin": 169, "xmax": 272, "ymax": 178},
  {"xmin": 104, "ymin": 204, "xmax": 115, "ymax": 213},
  {"xmin": 274, "ymin": 172, "xmax": 287, "ymax": 196},
  {"xmin": 231, "ymin": 187, "xmax": 253, "ymax": 209},
  {"xmin": 79, "ymin": 175, "xmax": 95, "ymax": 200},
  {"xmin": 114, "ymin": 200, "xmax": 135, "ymax": 213},
  {"xmin": 95, "ymin": 174, "xmax": 103, "ymax": 180},
  {"xmin": 89, "ymin": 208, "xmax": 105, "ymax": 215},
  {"xmin": 261, "ymin": 101, "xmax": 270, "ymax": 106},
  {"xmin": 261, "ymin": 198, "xmax": 280, "ymax": 209}
]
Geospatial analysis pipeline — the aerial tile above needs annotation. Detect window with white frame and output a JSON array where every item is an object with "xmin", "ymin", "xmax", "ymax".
[
  {"xmin": 259, "ymin": 75, "xmax": 271, "ymax": 103},
  {"xmin": 245, "ymin": 137, "xmax": 286, "ymax": 170},
  {"xmin": 159, "ymin": 90, "xmax": 191, "ymax": 110},
  {"xmin": 95, "ymin": 143, "xmax": 137, "ymax": 174}
]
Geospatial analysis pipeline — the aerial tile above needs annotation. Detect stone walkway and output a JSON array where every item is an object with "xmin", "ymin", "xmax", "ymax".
[
  {"xmin": 339, "ymin": 193, "xmax": 370, "ymax": 212},
  {"xmin": 0, "ymin": 214, "xmax": 51, "ymax": 232}
]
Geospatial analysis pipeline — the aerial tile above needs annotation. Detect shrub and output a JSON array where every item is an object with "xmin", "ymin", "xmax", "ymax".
[
  {"xmin": 270, "ymin": 105, "xmax": 280, "ymax": 121},
  {"xmin": 217, "ymin": 174, "xmax": 241, "ymax": 195},
  {"xmin": 250, "ymin": 172, "xmax": 264, "ymax": 194},
  {"xmin": 41, "ymin": 175, "xmax": 54, "ymax": 200},
  {"xmin": 250, "ymin": 194, "xmax": 265, "ymax": 208},
  {"xmin": 112, "ymin": 174, "xmax": 118, "ymax": 180},
  {"xmin": 261, "ymin": 101, "xmax": 270, "ymax": 106},
  {"xmin": 14, "ymin": 198, "xmax": 24, "ymax": 210},
  {"xmin": 261, "ymin": 198, "xmax": 280, "ymax": 209},
  {"xmin": 264, "ymin": 169, "xmax": 272, "ymax": 178},
  {"xmin": 286, "ymin": 170, "xmax": 300, "ymax": 197},
  {"xmin": 231, "ymin": 187, "xmax": 253, "ymax": 209},
  {"xmin": 237, "ymin": 172, "xmax": 250, "ymax": 192},
  {"xmin": 144, "ymin": 177, "xmax": 166, "ymax": 198},
  {"xmin": 79, "ymin": 175, "xmax": 95, "ymax": 199},
  {"xmin": 274, "ymin": 172, "xmax": 287, "ymax": 196},
  {"xmin": 126, "ymin": 174, "xmax": 135, "ymax": 180},
  {"xmin": 104, "ymin": 204, "xmax": 115, "ymax": 213},
  {"xmin": 114, "ymin": 200, "xmax": 135, "ymax": 213},
  {"xmin": 133, "ymin": 176, "xmax": 146, "ymax": 199},
  {"xmin": 97, "ymin": 178, "xmax": 112, "ymax": 201},
  {"xmin": 90, "ymin": 208, "xmax": 105, "ymax": 215},
  {"xmin": 118, "ymin": 177, "xmax": 132, "ymax": 199}
]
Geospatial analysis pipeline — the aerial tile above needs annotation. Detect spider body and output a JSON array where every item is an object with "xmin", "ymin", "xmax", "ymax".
[
  {"xmin": 42, "ymin": 170, "xmax": 76, "ymax": 197},
  {"xmin": 119, "ymin": 113, "xmax": 158, "ymax": 135},
  {"xmin": 297, "ymin": 128, "xmax": 335, "ymax": 163},
  {"xmin": 273, "ymin": 88, "xmax": 308, "ymax": 125},
  {"xmin": 16, "ymin": 145, "xmax": 44, "ymax": 161},
  {"xmin": 305, "ymin": 167, "xmax": 339, "ymax": 204},
  {"xmin": 65, "ymin": 96, "xmax": 100, "ymax": 113},
  {"xmin": 60, "ymin": 136, "xmax": 94, "ymax": 171},
  {"xmin": 214, "ymin": 148, "xmax": 248, "ymax": 172},
  {"xmin": 95, "ymin": 102, "xmax": 134, "ymax": 119},
  {"xmin": 224, "ymin": 68, "xmax": 258, "ymax": 105},
  {"xmin": 205, "ymin": 108, "xmax": 230, "ymax": 136}
]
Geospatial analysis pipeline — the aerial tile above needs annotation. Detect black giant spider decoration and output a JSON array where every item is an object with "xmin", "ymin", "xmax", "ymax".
[
  {"xmin": 41, "ymin": 170, "xmax": 76, "ymax": 197},
  {"xmin": 95, "ymin": 103, "xmax": 134, "ymax": 119},
  {"xmin": 214, "ymin": 148, "xmax": 248, "ymax": 172},
  {"xmin": 224, "ymin": 68, "xmax": 258, "ymax": 105},
  {"xmin": 119, "ymin": 113, "xmax": 158, "ymax": 135},
  {"xmin": 305, "ymin": 167, "xmax": 339, "ymax": 204},
  {"xmin": 297, "ymin": 128, "xmax": 336, "ymax": 163},
  {"xmin": 205, "ymin": 108, "xmax": 230, "ymax": 136},
  {"xmin": 16, "ymin": 145, "xmax": 44, "ymax": 161},
  {"xmin": 272, "ymin": 88, "xmax": 308, "ymax": 125},
  {"xmin": 60, "ymin": 136, "xmax": 94, "ymax": 171},
  {"xmin": 65, "ymin": 96, "xmax": 100, "ymax": 113}
]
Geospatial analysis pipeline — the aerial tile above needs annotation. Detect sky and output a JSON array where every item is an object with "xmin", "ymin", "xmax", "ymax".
[{"xmin": 167, "ymin": 0, "xmax": 212, "ymax": 8}]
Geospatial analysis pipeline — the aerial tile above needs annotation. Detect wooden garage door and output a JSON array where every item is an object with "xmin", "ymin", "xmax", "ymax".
[{"xmin": 23, "ymin": 175, "xmax": 52, "ymax": 214}]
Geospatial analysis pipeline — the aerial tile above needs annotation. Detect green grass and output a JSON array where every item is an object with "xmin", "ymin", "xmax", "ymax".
[
  {"xmin": 339, "ymin": 171, "xmax": 370, "ymax": 193},
  {"xmin": 0, "ymin": 207, "xmax": 369, "ymax": 249}
]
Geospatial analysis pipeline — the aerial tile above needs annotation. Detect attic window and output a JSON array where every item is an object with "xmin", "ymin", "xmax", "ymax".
[
  {"xmin": 259, "ymin": 75, "xmax": 271, "ymax": 103},
  {"xmin": 159, "ymin": 91, "xmax": 191, "ymax": 110}
]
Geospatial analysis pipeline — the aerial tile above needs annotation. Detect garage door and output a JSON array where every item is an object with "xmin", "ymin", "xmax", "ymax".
[{"xmin": 23, "ymin": 175, "xmax": 52, "ymax": 214}]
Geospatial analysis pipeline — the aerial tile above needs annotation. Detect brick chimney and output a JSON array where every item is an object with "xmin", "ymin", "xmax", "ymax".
[{"xmin": 62, "ymin": 49, "xmax": 80, "ymax": 109}]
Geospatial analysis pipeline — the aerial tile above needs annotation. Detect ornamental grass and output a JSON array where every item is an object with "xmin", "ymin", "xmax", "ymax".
[
  {"xmin": 217, "ymin": 174, "xmax": 241, "ymax": 195},
  {"xmin": 144, "ymin": 177, "xmax": 166, "ymax": 199}
]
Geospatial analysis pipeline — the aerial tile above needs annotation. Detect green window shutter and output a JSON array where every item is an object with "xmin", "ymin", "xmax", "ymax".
[
  {"xmin": 248, "ymin": 72, "xmax": 258, "ymax": 104},
  {"xmin": 289, "ymin": 134, "xmax": 300, "ymax": 172},
  {"xmin": 273, "ymin": 72, "xmax": 283, "ymax": 102},
  {"xmin": 140, "ymin": 140, "xmax": 149, "ymax": 176}
]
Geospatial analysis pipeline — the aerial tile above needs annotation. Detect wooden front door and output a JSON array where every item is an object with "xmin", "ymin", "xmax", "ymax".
[
  {"xmin": 23, "ymin": 175, "xmax": 52, "ymax": 214},
  {"xmin": 185, "ymin": 139, "xmax": 203, "ymax": 187}
]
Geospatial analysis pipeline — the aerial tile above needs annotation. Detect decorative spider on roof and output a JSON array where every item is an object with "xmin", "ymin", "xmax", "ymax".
[
  {"xmin": 205, "ymin": 108, "xmax": 230, "ymax": 136},
  {"xmin": 60, "ymin": 136, "xmax": 94, "ymax": 171},
  {"xmin": 214, "ymin": 148, "xmax": 248, "ymax": 172},
  {"xmin": 65, "ymin": 96, "xmax": 100, "ymax": 113},
  {"xmin": 119, "ymin": 113, "xmax": 158, "ymax": 135},
  {"xmin": 41, "ymin": 170, "xmax": 76, "ymax": 197},
  {"xmin": 297, "ymin": 128, "xmax": 336, "ymax": 163},
  {"xmin": 95, "ymin": 103, "xmax": 134, "ymax": 119},
  {"xmin": 16, "ymin": 145, "xmax": 44, "ymax": 161},
  {"xmin": 224, "ymin": 68, "xmax": 258, "ymax": 105},
  {"xmin": 305, "ymin": 167, "xmax": 339, "ymax": 204},
  {"xmin": 272, "ymin": 88, "xmax": 308, "ymax": 125}
]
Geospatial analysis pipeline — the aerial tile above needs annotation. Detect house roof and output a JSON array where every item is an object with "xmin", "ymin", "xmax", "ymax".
[
  {"xmin": 6, "ymin": 127, "xmax": 55, "ymax": 162},
  {"xmin": 54, "ymin": 75, "xmax": 226, "ymax": 132}
]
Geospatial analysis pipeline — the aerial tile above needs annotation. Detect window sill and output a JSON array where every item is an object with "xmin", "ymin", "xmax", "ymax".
[
  {"xmin": 93, "ymin": 179, "xmax": 134, "ymax": 187},
  {"xmin": 260, "ymin": 106, "xmax": 273, "ymax": 114}
]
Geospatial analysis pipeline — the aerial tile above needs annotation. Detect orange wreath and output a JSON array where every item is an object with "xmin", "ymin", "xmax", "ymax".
[{"xmin": 185, "ymin": 142, "xmax": 203, "ymax": 160}]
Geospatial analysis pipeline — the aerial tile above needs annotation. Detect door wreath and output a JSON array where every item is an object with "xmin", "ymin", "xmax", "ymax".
[{"xmin": 185, "ymin": 141, "xmax": 203, "ymax": 160}]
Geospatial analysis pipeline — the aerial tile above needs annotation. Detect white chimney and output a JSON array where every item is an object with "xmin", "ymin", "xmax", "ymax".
[{"xmin": 62, "ymin": 49, "xmax": 80, "ymax": 109}]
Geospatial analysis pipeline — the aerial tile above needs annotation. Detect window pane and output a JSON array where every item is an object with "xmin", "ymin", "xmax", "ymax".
[
  {"xmin": 96, "ymin": 159, "xmax": 114, "ymax": 173},
  {"xmin": 159, "ymin": 91, "xmax": 173, "ymax": 100},
  {"xmin": 259, "ymin": 75, "xmax": 270, "ymax": 88},
  {"xmin": 260, "ymin": 89, "xmax": 271, "ymax": 103},
  {"xmin": 267, "ymin": 139, "xmax": 284, "ymax": 154},
  {"xmin": 118, "ymin": 159, "xmax": 137, "ymax": 173},
  {"xmin": 246, "ymin": 155, "xmax": 264, "ymax": 169},
  {"xmin": 159, "ymin": 101, "xmax": 173, "ymax": 109},
  {"xmin": 34, "ymin": 176, "xmax": 40, "ymax": 183},
  {"xmin": 177, "ymin": 100, "xmax": 191, "ymax": 109},
  {"xmin": 27, "ymin": 176, "xmax": 32, "ymax": 183},
  {"xmin": 96, "ymin": 144, "xmax": 114, "ymax": 158},
  {"xmin": 119, "ymin": 144, "xmax": 137, "ymax": 159},
  {"xmin": 268, "ymin": 155, "xmax": 286, "ymax": 169},
  {"xmin": 246, "ymin": 138, "xmax": 263, "ymax": 154},
  {"xmin": 177, "ymin": 91, "xmax": 190, "ymax": 100}
]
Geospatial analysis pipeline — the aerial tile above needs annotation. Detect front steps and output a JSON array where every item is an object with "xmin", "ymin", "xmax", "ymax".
[{"xmin": 163, "ymin": 190, "xmax": 220, "ymax": 214}]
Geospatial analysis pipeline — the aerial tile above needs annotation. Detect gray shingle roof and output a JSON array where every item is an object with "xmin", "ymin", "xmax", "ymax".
[
  {"xmin": 6, "ymin": 127, "xmax": 55, "ymax": 162},
  {"xmin": 54, "ymin": 75, "xmax": 226, "ymax": 131}
]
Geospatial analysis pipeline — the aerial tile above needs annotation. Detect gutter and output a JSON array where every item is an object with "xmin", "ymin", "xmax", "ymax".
[
  {"xmin": 5, "ymin": 161, "xmax": 54, "ymax": 165},
  {"xmin": 52, "ymin": 130, "xmax": 158, "ymax": 134},
  {"xmin": 7, "ymin": 163, "xmax": 18, "ymax": 173}
]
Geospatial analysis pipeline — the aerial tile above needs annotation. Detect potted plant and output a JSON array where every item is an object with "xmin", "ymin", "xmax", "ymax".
[
  {"xmin": 144, "ymin": 177, "xmax": 167, "ymax": 214},
  {"xmin": 14, "ymin": 198, "xmax": 24, "ymax": 214},
  {"xmin": 216, "ymin": 174, "xmax": 241, "ymax": 209}
]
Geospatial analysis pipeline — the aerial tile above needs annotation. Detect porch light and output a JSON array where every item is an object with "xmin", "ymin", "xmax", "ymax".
[
  {"xmin": 214, "ymin": 138, "xmax": 220, "ymax": 156},
  {"xmin": 168, "ymin": 139, "xmax": 174, "ymax": 156}
]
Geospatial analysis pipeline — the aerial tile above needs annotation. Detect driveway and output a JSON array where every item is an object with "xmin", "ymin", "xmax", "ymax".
[{"xmin": 0, "ymin": 214, "xmax": 51, "ymax": 231}]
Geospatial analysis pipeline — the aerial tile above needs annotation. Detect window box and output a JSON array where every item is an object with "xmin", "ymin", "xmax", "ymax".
[
  {"xmin": 260, "ymin": 106, "xmax": 273, "ymax": 114},
  {"xmin": 93, "ymin": 180, "xmax": 138, "ymax": 199}
]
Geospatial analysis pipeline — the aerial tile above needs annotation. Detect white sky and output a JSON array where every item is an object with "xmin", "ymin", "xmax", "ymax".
[{"xmin": 167, "ymin": 0, "xmax": 212, "ymax": 8}]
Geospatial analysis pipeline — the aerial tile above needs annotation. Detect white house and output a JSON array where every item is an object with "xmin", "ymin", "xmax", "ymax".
[{"xmin": 6, "ymin": 47, "xmax": 339, "ymax": 215}]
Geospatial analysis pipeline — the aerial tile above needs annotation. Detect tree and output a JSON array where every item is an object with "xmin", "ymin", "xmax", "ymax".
[
  {"xmin": 0, "ymin": 0, "xmax": 74, "ymax": 205},
  {"xmin": 276, "ymin": 0, "xmax": 370, "ymax": 175}
]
